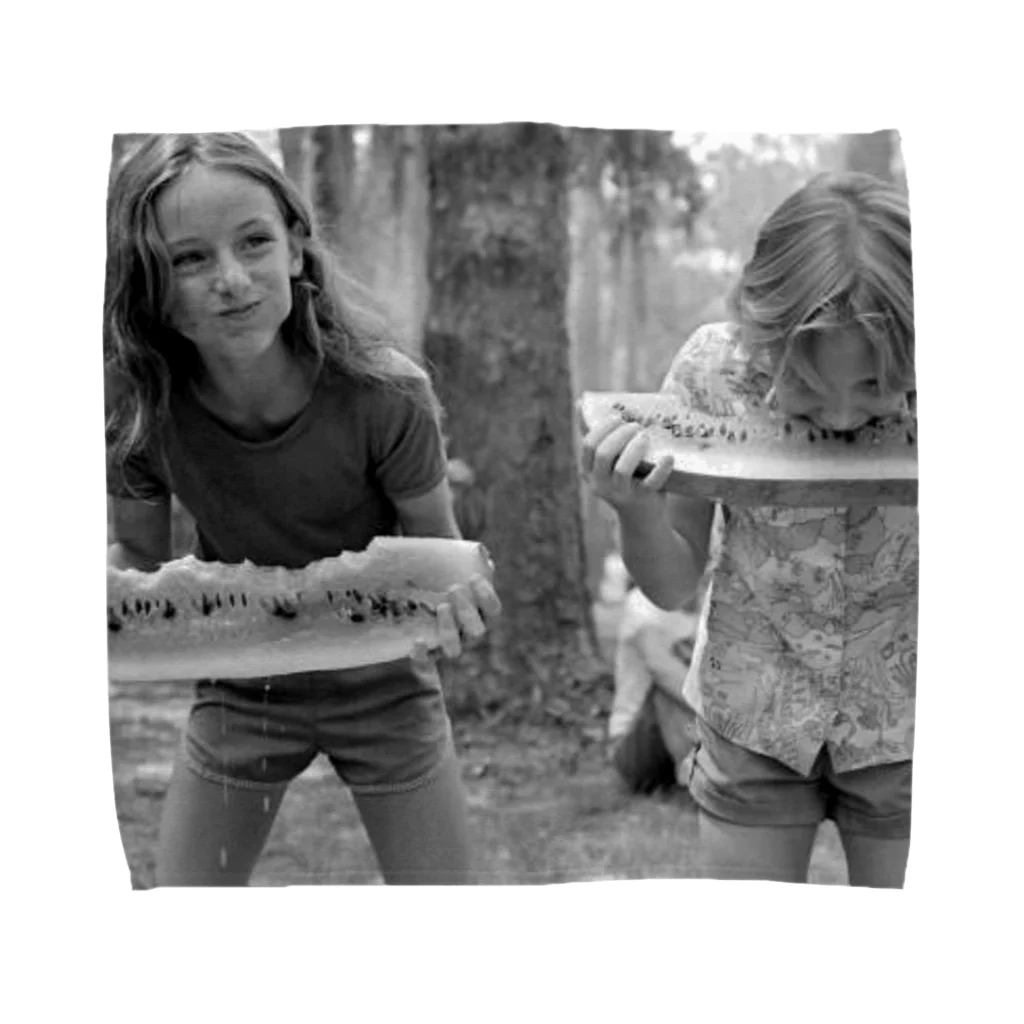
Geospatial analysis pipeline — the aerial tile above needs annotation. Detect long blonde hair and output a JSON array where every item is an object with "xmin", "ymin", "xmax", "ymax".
[
  {"xmin": 105, "ymin": 131, "xmax": 438, "ymax": 493},
  {"xmin": 729, "ymin": 171, "xmax": 914, "ymax": 397}
]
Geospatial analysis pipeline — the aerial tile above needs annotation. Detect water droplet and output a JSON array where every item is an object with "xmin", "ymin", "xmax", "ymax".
[
  {"xmin": 219, "ymin": 846, "xmax": 228, "ymax": 870},
  {"xmin": 263, "ymin": 795, "xmax": 271, "ymax": 813}
]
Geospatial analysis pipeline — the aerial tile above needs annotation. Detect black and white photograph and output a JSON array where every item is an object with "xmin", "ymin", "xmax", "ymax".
[
  {"xmin": 12, "ymin": 4, "xmax": 1023, "ymax": 1019},
  {"xmin": 104, "ymin": 126, "xmax": 918, "ymax": 888}
]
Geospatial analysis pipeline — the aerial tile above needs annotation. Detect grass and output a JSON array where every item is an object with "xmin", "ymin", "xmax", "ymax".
[{"xmin": 109, "ymin": 603, "xmax": 850, "ymax": 887}]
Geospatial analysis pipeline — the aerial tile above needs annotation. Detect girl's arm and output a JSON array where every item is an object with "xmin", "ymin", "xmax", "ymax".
[
  {"xmin": 393, "ymin": 479, "xmax": 463, "ymax": 539},
  {"xmin": 618, "ymin": 493, "xmax": 714, "ymax": 612},
  {"xmin": 108, "ymin": 496, "xmax": 172, "ymax": 571}
]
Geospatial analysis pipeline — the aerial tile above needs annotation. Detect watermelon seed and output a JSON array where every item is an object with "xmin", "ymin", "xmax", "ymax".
[
  {"xmin": 351, "ymin": 612, "xmax": 365, "ymax": 623},
  {"xmin": 163, "ymin": 600, "xmax": 177, "ymax": 620},
  {"xmin": 108, "ymin": 612, "xmax": 122, "ymax": 633}
]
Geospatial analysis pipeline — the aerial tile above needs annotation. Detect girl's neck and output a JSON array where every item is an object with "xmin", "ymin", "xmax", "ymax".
[{"xmin": 191, "ymin": 340, "xmax": 318, "ymax": 436}]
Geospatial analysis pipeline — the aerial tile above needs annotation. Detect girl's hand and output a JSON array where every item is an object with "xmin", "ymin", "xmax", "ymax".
[
  {"xmin": 580, "ymin": 415, "xmax": 674, "ymax": 512},
  {"xmin": 411, "ymin": 574, "xmax": 502, "ymax": 671}
]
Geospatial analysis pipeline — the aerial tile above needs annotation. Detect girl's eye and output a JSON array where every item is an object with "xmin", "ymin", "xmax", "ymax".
[
  {"xmin": 242, "ymin": 234, "xmax": 273, "ymax": 250},
  {"xmin": 172, "ymin": 252, "xmax": 204, "ymax": 268}
]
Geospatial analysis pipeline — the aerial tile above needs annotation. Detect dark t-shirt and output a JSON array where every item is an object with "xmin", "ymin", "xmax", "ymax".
[{"xmin": 107, "ymin": 366, "xmax": 446, "ymax": 569}]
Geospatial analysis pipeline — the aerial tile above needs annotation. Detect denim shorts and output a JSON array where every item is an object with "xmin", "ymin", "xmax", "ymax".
[
  {"xmin": 688, "ymin": 716, "xmax": 912, "ymax": 839},
  {"xmin": 181, "ymin": 658, "xmax": 453, "ymax": 796}
]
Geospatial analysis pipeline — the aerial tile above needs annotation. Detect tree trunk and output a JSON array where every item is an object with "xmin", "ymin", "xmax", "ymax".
[
  {"xmin": 312, "ymin": 125, "xmax": 359, "ymax": 266},
  {"xmin": 362, "ymin": 126, "xmax": 430, "ymax": 357},
  {"xmin": 608, "ymin": 220, "xmax": 634, "ymax": 390},
  {"xmin": 628, "ymin": 225, "xmax": 650, "ymax": 389},
  {"xmin": 279, "ymin": 126, "xmax": 314, "ymax": 208},
  {"xmin": 395, "ymin": 126, "xmax": 430, "ymax": 357},
  {"xmin": 423, "ymin": 124, "xmax": 605, "ymax": 717},
  {"xmin": 568, "ymin": 185, "xmax": 606, "ymax": 391},
  {"xmin": 567, "ymin": 129, "xmax": 609, "ymax": 393},
  {"xmin": 844, "ymin": 130, "xmax": 895, "ymax": 182}
]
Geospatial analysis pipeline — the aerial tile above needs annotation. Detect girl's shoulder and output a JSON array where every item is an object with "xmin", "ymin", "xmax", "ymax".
[
  {"xmin": 661, "ymin": 322, "xmax": 748, "ymax": 383},
  {"xmin": 378, "ymin": 346, "xmax": 430, "ymax": 383},
  {"xmin": 319, "ymin": 354, "xmax": 439, "ymax": 437},
  {"xmin": 659, "ymin": 322, "xmax": 770, "ymax": 417}
]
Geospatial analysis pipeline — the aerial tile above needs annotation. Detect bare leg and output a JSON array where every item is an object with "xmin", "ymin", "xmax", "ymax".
[
  {"xmin": 155, "ymin": 749, "xmax": 288, "ymax": 887},
  {"xmin": 352, "ymin": 752, "xmax": 474, "ymax": 885},
  {"xmin": 697, "ymin": 810, "xmax": 819, "ymax": 883},
  {"xmin": 840, "ymin": 831, "xmax": 909, "ymax": 888}
]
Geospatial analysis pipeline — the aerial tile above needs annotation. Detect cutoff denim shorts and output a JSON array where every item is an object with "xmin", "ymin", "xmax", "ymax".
[
  {"xmin": 181, "ymin": 658, "xmax": 453, "ymax": 797},
  {"xmin": 688, "ymin": 716, "xmax": 912, "ymax": 839}
]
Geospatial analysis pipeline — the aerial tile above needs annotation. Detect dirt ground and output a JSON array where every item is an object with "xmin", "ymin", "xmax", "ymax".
[{"xmin": 109, "ymin": 602, "xmax": 849, "ymax": 887}]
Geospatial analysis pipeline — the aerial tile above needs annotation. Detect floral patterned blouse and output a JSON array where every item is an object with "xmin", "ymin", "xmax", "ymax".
[{"xmin": 660, "ymin": 323, "xmax": 918, "ymax": 775}]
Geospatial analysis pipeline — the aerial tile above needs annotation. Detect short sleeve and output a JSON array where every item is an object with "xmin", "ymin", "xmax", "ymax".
[
  {"xmin": 369, "ymin": 379, "xmax": 447, "ymax": 500},
  {"xmin": 658, "ymin": 321, "xmax": 757, "ymax": 418}
]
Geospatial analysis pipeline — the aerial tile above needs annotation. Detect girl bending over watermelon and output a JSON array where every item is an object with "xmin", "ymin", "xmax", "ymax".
[
  {"xmin": 581, "ymin": 172, "xmax": 916, "ymax": 886},
  {"xmin": 105, "ymin": 132, "xmax": 500, "ymax": 886}
]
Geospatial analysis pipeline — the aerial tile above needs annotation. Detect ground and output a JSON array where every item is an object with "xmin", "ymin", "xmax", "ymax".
[{"xmin": 109, "ymin": 603, "xmax": 849, "ymax": 887}]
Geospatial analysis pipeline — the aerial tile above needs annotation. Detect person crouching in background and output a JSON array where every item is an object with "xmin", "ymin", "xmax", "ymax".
[{"xmin": 608, "ymin": 568, "xmax": 703, "ymax": 795}]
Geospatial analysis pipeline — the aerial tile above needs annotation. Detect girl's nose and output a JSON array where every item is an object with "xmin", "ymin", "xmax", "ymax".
[
  {"xmin": 819, "ymin": 401, "xmax": 861, "ymax": 432},
  {"xmin": 212, "ymin": 253, "xmax": 250, "ymax": 295}
]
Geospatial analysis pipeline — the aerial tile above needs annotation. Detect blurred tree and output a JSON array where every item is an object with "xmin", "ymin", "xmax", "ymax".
[
  {"xmin": 360, "ymin": 126, "xmax": 430, "ymax": 355},
  {"xmin": 279, "ymin": 126, "xmax": 314, "ymax": 208},
  {"xmin": 844, "ymin": 130, "xmax": 895, "ymax": 182},
  {"xmin": 424, "ymin": 124, "xmax": 604, "ymax": 716},
  {"xmin": 565, "ymin": 129, "xmax": 706, "ymax": 595},
  {"xmin": 566, "ymin": 129, "xmax": 706, "ymax": 394},
  {"xmin": 311, "ymin": 125, "xmax": 359, "ymax": 265}
]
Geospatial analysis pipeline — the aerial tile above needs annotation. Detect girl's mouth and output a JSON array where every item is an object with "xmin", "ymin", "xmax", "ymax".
[
  {"xmin": 799, "ymin": 414, "xmax": 876, "ymax": 436},
  {"xmin": 219, "ymin": 300, "xmax": 261, "ymax": 319}
]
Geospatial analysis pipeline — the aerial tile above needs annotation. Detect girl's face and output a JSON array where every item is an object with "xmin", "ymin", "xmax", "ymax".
[
  {"xmin": 155, "ymin": 165, "xmax": 301, "ymax": 363},
  {"xmin": 776, "ymin": 328, "xmax": 909, "ymax": 432}
]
